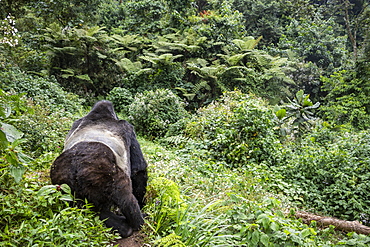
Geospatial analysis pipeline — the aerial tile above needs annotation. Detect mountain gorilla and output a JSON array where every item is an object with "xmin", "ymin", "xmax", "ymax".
[{"xmin": 50, "ymin": 100, "xmax": 148, "ymax": 238}]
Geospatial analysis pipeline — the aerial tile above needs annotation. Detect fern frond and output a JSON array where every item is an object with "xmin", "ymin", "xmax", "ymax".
[
  {"xmin": 193, "ymin": 81, "xmax": 210, "ymax": 93},
  {"xmin": 154, "ymin": 233, "xmax": 186, "ymax": 247},
  {"xmin": 162, "ymin": 135, "xmax": 189, "ymax": 146},
  {"xmin": 114, "ymin": 58, "xmax": 143, "ymax": 73}
]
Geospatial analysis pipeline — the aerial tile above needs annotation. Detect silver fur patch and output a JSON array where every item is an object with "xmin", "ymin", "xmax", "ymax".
[{"xmin": 64, "ymin": 125, "xmax": 129, "ymax": 175}]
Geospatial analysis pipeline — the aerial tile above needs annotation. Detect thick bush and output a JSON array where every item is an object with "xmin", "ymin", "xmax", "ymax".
[
  {"xmin": 274, "ymin": 129, "xmax": 370, "ymax": 224},
  {"xmin": 16, "ymin": 102, "xmax": 74, "ymax": 157},
  {"xmin": 0, "ymin": 68, "xmax": 84, "ymax": 113},
  {"xmin": 320, "ymin": 70, "xmax": 370, "ymax": 130},
  {"xmin": 128, "ymin": 89, "xmax": 189, "ymax": 139},
  {"xmin": 0, "ymin": 69, "xmax": 80, "ymax": 155},
  {"xmin": 0, "ymin": 183, "xmax": 116, "ymax": 246},
  {"xmin": 106, "ymin": 87, "xmax": 133, "ymax": 116},
  {"xmin": 184, "ymin": 90, "xmax": 280, "ymax": 166},
  {"xmin": 143, "ymin": 139, "xmax": 370, "ymax": 246}
]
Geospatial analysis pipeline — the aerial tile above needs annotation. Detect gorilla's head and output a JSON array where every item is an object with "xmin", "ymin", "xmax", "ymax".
[{"xmin": 86, "ymin": 100, "xmax": 118, "ymax": 121}]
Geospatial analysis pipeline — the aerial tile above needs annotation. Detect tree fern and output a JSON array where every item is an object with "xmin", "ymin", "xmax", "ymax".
[
  {"xmin": 114, "ymin": 58, "xmax": 143, "ymax": 73},
  {"xmin": 192, "ymin": 80, "xmax": 211, "ymax": 94},
  {"xmin": 140, "ymin": 53, "xmax": 183, "ymax": 65},
  {"xmin": 233, "ymin": 36, "xmax": 262, "ymax": 51}
]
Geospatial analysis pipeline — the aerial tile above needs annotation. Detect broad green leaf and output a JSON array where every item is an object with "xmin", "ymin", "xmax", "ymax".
[
  {"xmin": 60, "ymin": 194, "xmax": 73, "ymax": 202},
  {"xmin": 305, "ymin": 102, "xmax": 320, "ymax": 109},
  {"xmin": 1, "ymin": 122, "xmax": 23, "ymax": 142},
  {"xmin": 5, "ymin": 152, "xmax": 18, "ymax": 165},
  {"xmin": 61, "ymin": 184, "xmax": 72, "ymax": 194},
  {"xmin": 251, "ymin": 231, "xmax": 260, "ymax": 246},
  {"xmin": 76, "ymin": 74, "xmax": 92, "ymax": 82},
  {"xmin": 301, "ymin": 228, "xmax": 312, "ymax": 238},
  {"xmin": 260, "ymin": 233, "xmax": 270, "ymax": 246},
  {"xmin": 295, "ymin": 90, "xmax": 304, "ymax": 102},
  {"xmin": 9, "ymin": 163, "xmax": 26, "ymax": 183},
  {"xmin": 0, "ymin": 104, "xmax": 11, "ymax": 118},
  {"xmin": 275, "ymin": 109, "xmax": 286, "ymax": 120},
  {"xmin": 270, "ymin": 221, "xmax": 280, "ymax": 231},
  {"xmin": 303, "ymin": 98, "xmax": 313, "ymax": 107},
  {"xmin": 37, "ymin": 185, "xmax": 58, "ymax": 196},
  {"xmin": 17, "ymin": 152, "xmax": 34, "ymax": 164},
  {"xmin": 0, "ymin": 129, "xmax": 9, "ymax": 150}
]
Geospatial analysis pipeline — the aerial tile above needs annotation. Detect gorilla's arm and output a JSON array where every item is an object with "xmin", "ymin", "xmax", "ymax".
[
  {"xmin": 118, "ymin": 120, "xmax": 147, "ymax": 208},
  {"xmin": 130, "ymin": 132, "xmax": 148, "ymax": 208}
]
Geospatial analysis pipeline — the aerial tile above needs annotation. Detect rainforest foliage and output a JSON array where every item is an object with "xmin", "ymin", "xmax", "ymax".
[{"xmin": 1, "ymin": 0, "xmax": 370, "ymax": 246}]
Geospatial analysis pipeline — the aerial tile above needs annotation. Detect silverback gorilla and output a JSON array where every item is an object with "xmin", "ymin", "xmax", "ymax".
[{"xmin": 50, "ymin": 100, "xmax": 148, "ymax": 238}]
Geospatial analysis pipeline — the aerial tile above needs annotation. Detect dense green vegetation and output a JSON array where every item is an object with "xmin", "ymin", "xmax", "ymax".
[{"xmin": 1, "ymin": 0, "xmax": 370, "ymax": 246}]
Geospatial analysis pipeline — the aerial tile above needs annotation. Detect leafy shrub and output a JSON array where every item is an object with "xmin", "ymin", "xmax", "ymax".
[
  {"xmin": 274, "ymin": 128, "xmax": 370, "ymax": 224},
  {"xmin": 0, "ymin": 89, "xmax": 33, "ymax": 184},
  {"xmin": 15, "ymin": 101, "xmax": 74, "ymax": 157},
  {"xmin": 0, "ymin": 183, "xmax": 117, "ymax": 246},
  {"xmin": 128, "ymin": 89, "xmax": 189, "ymax": 138},
  {"xmin": 277, "ymin": 16, "xmax": 349, "ymax": 74},
  {"xmin": 320, "ymin": 70, "xmax": 370, "ymax": 130},
  {"xmin": 143, "ymin": 140, "xmax": 370, "ymax": 246},
  {"xmin": 114, "ymin": 0, "xmax": 169, "ymax": 35},
  {"xmin": 120, "ymin": 57, "xmax": 185, "ymax": 95},
  {"xmin": 274, "ymin": 90, "xmax": 320, "ymax": 141},
  {"xmin": 188, "ymin": 1, "xmax": 245, "ymax": 43},
  {"xmin": 0, "ymin": 68, "xmax": 82, "ymax": 156},
  {"xmin": 106, "ymin": 87, "xmax": 133, "ymax": 116},
  {"xmin": 0, "ymin": 67, "xmax": 84, "ymax": 113},
  {"xmin": 153, "ymin": 233, "xmax": 186, "ymax": 247},
  {"xmin": 145, "ymin": 177, "xmax": 187, "ymax": 235},
  {"xmin": 184, "ymin": 90, "xmax": 280, "ymax": 166}
]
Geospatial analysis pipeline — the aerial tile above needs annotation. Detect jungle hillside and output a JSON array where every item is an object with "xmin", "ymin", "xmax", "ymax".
[{"xmin": 1, "ymin": 0, "xmax": 370, "ymax": 246}]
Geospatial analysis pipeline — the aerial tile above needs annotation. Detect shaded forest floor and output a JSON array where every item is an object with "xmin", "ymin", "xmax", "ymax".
[{"xmin": 114, "ymin": 231, "xmax": 146, "ymax": 247}]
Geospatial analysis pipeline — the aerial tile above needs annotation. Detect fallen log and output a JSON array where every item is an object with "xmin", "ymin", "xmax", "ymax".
[{"xmin": 296, "ymin": 211, "xmax": 370, "ymax": 235}]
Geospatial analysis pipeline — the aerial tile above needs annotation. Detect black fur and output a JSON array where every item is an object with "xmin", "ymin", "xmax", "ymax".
[{"xmin": 50, "ymin": 100, "xmax": 148, "ymax": 238}]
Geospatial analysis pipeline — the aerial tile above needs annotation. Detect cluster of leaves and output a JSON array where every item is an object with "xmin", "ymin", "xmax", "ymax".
[
  {"xmin": 142, "ymin": 140, "xmax": 370, "ymax": 246},
  {"xmin": 145, "ymin": 177, "xmax": 187, "ymax": 235},
  {"xmin": 128, "ymin": 89, "xmax": 189, "ymax": 139},
  {"xmin": 42, "ymin": 24, "xmax": 119, "ymax": 99},
  {"xmin": 2, "ymin": 0, "xmax": 370, "ymax": 127},
  {"xmin": 106, "ymin": 87, "xmax": 134, "ymax": 117},
  {"xmin": 0, "ymin": 182, "xmax": 117, "ymax": 246},
  {"xmin": 172, "ymin": 90, "xmax": 280, "ymax": 166},
  {"xmin": 155, "ymin": 90, "xmax": 370, "ymax": 243},
  {"xmin": 320, "ymin": 70, "xmax": 370, "ymax": 130},
  {"xmin": 3, "ymin": 1, "xmax": 299, "ymax": 108},
  {"xmin": 0, "ymin": 89, "xmax": 33, "ymax": 184},
  {"xmin": 0, "ymin": 67, "xmax": 84, "ymax": 113},
  {"xmin": 273, "ymin": 128, "xmax": 370, "ymax": 224},
  {"xmin": 275, "ymin": 90, "xmax": 320, "ymax": 140},
  {"xmin": 276, "ymin": 15, "xmax": 350, "ymax": 74},
  {"xmin": 0, "ymin": 14, "xmax": 20, "ymax": 47},
  {"xmin": 0, "ymin": 68, "xmax": 82, "ymax": 156}
]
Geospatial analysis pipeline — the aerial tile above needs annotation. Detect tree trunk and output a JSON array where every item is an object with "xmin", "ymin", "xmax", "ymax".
[
  {"xmin": 342, "ymin": 0, "xmax": 357, "ymax": 60},
  {"xmin": 296, "ymin": 211, "xmax": 370, "ymax": 235}
]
